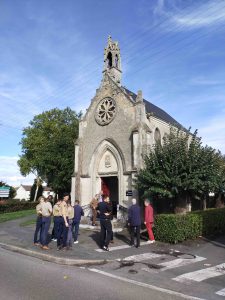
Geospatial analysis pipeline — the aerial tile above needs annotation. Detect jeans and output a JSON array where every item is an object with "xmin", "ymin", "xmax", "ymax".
[
  {"xmin": 41, "ymin": 216, "xmax": 51, "ymax": 246},
  {"xmin": 73, "ymin": 221, "xmax": 80, "ymax": 242},
  {"xmin": 53, "ymin": 216, "xmax": 61, "ymax": 241},
  {"xmin": 56, "ymin": 217, "xmax": 64, "ymax": 247},
  {"xmin": 130, "ymin": 225, "xmax": 141, "ymax": 247},
  {"xmin": 62, "ymin": 217, "xmax": 69, "ymax": 247},
  {"xmin": 67, "ymin": 219, "xmax": 73, "ymax": 246},
  {"xmin": 100, "ymin": 219, "xmax": 112, "ymax": 248},
  {"xmin": 34, "ymin": 216, "xmax": 42, "ymax": 244}
]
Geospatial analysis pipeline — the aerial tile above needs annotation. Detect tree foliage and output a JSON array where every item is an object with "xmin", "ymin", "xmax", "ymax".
[
  {"xmin": 18, "ymin": 107, "xmax": 81, "ymax": 194},
  {"xmin": 136, "ymin": 127, "xmax": 225, "ymax": 213}
]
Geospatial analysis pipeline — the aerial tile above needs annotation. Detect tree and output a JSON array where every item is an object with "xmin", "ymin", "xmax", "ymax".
[
  {"xmin": 0, "ymin": 181, "xmax": 16, "ymax": 199},
  {"xmin": 136, "ymin": 127, "xmax": 225, "ymax": 213},
  {"xmin": 18, "ymin": 107, "xmax": 81, "ymax": 195}
]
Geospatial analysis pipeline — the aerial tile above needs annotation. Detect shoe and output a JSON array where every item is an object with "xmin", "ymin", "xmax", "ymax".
[
  {"xmin": 147, "ymin": 240, "xmax": 155, "ymax": 244},
  {"xmin": 110, "ymin": 240, "xmax": 114, "ymax": 244},
  {"xmin": 42, "ymin": 246, "xmax": 50, "ymax": 250},
  {"xmin": 102, "ymin": 246, "xmax": 109, "ymax": 251},
  {"xmin": 34, "ymin": 243, "xmax": 40, "ymax": 246},
  {"xmin": 62, "ymin": 247, "xmax": 67, "ymax": 251},
  {"xmin": 135, "ymin": 245, "xmax": 140, "ymax": 248},
  {"xmin": 74, "ymin": 241, "xmax": 79, "ymax": 244}
]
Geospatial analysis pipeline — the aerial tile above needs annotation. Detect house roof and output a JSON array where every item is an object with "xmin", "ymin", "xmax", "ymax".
[
  {"xmin": 122, "ymin": 87, "xmax": 185, "ymax": 130},
  {"xmin": 20, "ymin": 185, "xmax": 53, "ymax": 192},
  {"xmin": 21, "ymin": 185, "xmax": 32, "ymax": 191}
]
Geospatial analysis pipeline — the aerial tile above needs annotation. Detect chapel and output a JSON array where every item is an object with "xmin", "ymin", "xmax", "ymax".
[{"xmin": 71, "ymin": 36, "xmax": 184, "ymax": 216}]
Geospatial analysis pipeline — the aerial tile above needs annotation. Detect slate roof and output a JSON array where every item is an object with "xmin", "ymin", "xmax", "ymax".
[{"xmin": 122, "ymin": 87, "xmax": 185, "ymax": 129}]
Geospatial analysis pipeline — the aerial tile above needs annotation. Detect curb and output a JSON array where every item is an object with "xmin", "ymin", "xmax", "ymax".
[{"xmin": 0, "ymin": 242, "xmax": 110, "ymax": 266}]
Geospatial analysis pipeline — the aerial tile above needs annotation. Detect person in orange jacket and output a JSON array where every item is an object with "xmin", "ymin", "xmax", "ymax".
[{"xmin": 144, "ymin": 199, "xmax": 155, "ymax": 244}]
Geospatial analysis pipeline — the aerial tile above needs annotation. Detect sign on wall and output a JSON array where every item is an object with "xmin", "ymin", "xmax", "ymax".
[
  {"xmin": 0, "ymin": 186, "xmax": 10, "ymax": 198},
  {"xmin": 126, "ymin": 190, "xmax": 133, "ymax": 197}
]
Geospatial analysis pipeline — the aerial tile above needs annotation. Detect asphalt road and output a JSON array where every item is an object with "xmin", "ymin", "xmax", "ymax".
[{"xmin": 0, "ymin": 248, "xmax": 184, "ymax": 300}]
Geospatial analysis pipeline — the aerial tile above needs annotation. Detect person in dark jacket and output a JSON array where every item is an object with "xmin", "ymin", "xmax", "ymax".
[
  {"xmin": 73, "ymin": 200, "xmax": 84, "ymax": 244},
  {"xmin": 128, "ymin": 198, "xmax": 141, "ymax": 248},
  {"xmin": 97, "ymin": 195, "xmax": 112, "ymax": 251}
]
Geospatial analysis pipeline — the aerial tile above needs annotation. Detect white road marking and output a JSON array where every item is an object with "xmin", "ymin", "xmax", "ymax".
[
  {"xmin": 141, "ymin": 256, "xmax": 206, "ymax": 273},
  {"xmin": 88, "ymin": 268, "xmax": 205, "ymax": 300},
  {"xmin": 216, "ymin": 288, "xmax": 225, "ymax": 297},
  {"xmin": 158, "ymin": 256, "xmax": 206, "ymax": 271},
  {"xmin": 95, "ymin": 241, "xmax": 152, "ymax": 252},
  {"xmin": 173, "ymin": 263, "xmax": 225, "ymax": 283},
  {"xmin": 95, "ymin": 245, "xmax": 131, "ymax": 252},
  {"xmin": 123, "ymin": 252, "xmax": 163, "ymax": 262}
]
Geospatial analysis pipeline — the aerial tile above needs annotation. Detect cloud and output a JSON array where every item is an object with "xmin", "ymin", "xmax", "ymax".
[
  {"xmin": 154, "ymin": 0, "xmax": 225, "ymax": 30},
  {"xmin": 0, "ymin": 156, "xmax": 35, "ymax": 186},
  {"xmin": 189, "ymin": 77, "xmax": 225, "ymax": 86}
]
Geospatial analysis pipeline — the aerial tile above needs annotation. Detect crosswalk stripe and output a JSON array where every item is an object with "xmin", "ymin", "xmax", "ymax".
[
  {"xmin": 95, "ymin": 245, "xmax": 130, "ymax": 252},
  {"xmin": 158, "ymin": 255, "xmax": 206, "ymax": 271},
  {"xmin": 173, "ymin": 263, "xmax": 225, "ymax": 283},
  {"xmin": 124, "ymin": 252, "xmax": 163, "ymax": 262},
  {"xmin": 95, "ymin": 241, "xmax": 152, "ymax": 252},
  {"xmin": 141, "ymin": 255, "xmax": 206, "ymax": 273},
  {"xmin": 216, "ymin": 288, "xmax": 225, "ymax": 296}
]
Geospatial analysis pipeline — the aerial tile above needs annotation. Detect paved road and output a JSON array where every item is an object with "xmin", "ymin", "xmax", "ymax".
[{"xmin": 0, "ymin": 248, "xmax": 185, "ymax": 300}]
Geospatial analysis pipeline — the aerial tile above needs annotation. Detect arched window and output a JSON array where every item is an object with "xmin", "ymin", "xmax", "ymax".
[
  {"xmin": 107, "ymin": 52, "xmax": 112, "ymax": 68},
  {"xmin": 154, "ymin": 128, "xmax": 161, "ymax": 144},
  {"xmin": 115, "ymin": 54, "xmax": 119, "ymax": 68}
]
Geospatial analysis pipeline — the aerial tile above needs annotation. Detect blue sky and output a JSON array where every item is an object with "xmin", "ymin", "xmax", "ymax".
[{"xmin": 1, "ymin": 0, "xmax": 225, "ymax": 186}]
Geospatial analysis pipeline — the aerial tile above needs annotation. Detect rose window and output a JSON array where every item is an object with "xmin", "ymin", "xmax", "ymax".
[{"xmin": 95, "ymin": 97, "xmax": 116, "ymax": 125}]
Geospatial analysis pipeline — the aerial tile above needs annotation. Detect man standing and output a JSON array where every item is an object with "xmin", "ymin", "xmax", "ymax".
[
  {"xmin": 90, "ymin": 194, "xmax": 98, "ymax": 226},
  {"xmin": 144, "ymin": 199, "xmax": 155, "ymax": 244},
  {"xmin": 128, "ymin": 198, "xmax": 141, "ymax": 248},
  {"xmin": 97, "ymin": 196, "xmax": 112, "ymax": 251},
  {"xmin": 40, "ymin": 197, "xmax": 53, "ymax": 250},
  {"xmin": 57, "ymin": 193, "xmax": 69, "ymax": 250},
  {"xmin": 73, "ymin": 200, "xmax": 84, "ymax": 244}
]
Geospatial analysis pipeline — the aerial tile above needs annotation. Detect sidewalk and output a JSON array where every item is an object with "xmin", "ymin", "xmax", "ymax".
[{"xmin": 0, "ymin": 214, "xmax": 224, "ymax": 266}]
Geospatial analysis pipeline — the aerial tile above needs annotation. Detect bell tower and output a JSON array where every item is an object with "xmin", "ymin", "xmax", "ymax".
[{"xmin": 103, "ymin": 36, "xmax": 122, "ymax": 85}]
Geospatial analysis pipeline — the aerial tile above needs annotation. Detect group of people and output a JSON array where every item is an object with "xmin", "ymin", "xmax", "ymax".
[
  {"xmin": 34, "ymin": 191, "xmax": 155, "ymax": 252},
  {"xmin": 34, "ymin": 193, "xmax": 84, "ymax": 250},
  {"xmin": 91, "ymin": 194, "xmax": 155, "ymax": 251}
]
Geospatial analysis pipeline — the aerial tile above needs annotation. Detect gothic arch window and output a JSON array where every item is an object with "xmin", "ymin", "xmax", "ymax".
[
  {"xmin": 154, "ymin": 128, "xmax": 161, "ymax": 144},
  {"xmin": 107, "ymin": 52, "xmax": 112, "ymax": 68},
  {"xmin": 115, "ymin": 54, "xmax": 119, "ymax": 68}
]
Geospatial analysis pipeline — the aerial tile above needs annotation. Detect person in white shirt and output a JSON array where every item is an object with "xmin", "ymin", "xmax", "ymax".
[{"xmin": 40, "ymin": 197, "xmax": 53, "ymax": 250}]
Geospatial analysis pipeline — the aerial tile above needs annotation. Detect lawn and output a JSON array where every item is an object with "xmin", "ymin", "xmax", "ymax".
[{"xmin": 0, "ymin": 210, "xmax": 35, "ymax": 223}]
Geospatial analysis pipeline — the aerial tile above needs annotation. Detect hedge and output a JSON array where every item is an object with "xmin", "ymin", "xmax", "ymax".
[
  {"xmin": 0, "ymin": 200, "xmax": 37, "ymax": 214},
  {"xmin": 153, "ymin": 208, "xmax": 225, "ymax": 243}
]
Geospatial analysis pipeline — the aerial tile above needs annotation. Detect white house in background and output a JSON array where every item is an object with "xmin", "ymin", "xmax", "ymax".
[{"xmin": 15, "ymin": 185, "xmax": 54, "ymax": 201}]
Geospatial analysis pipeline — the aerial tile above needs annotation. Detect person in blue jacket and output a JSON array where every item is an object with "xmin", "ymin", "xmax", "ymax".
[
  {"xmin": 73, "ymin": 200, "xmax": 84, "ymax": 244},
  {"xmin": 128, "ymin": 198, "xmax": 141, "ymax": 248}
]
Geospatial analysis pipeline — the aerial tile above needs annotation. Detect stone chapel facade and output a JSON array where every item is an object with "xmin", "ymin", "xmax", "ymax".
[{"xmin": 71, "ymin": 36, "xmax": 184, "ymax": 215}]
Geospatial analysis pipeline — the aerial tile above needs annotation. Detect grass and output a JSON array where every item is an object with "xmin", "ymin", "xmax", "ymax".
[{"xmin": 0, "ymin": 210, "xmax": 35, "ymax": 223}]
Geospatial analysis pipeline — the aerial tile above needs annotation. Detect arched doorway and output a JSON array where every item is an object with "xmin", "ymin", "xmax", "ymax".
[{"xmin": 89, "ymin": 139, "xmax": 125, "ymax": 217}]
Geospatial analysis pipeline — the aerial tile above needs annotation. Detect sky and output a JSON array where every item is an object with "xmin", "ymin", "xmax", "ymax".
[{"xmin": 0, "ymin": 0, "xmax": 225, "ymax": 187}]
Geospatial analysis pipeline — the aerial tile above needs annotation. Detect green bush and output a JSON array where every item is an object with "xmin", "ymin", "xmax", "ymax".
[
  {"xmin": 0, "ymin": 200, "xmax": 37, "ymax": 213},
  {"xmin": 153, "ymin": 208, "xmax": 225, "ymax": 243},
  {"xmin": 191, "ymin": 208, "xmax": 225, "ymax": 237}
]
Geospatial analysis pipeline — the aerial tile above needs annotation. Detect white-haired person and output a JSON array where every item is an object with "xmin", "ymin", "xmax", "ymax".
[{"xmin": 127, "ymin": 198, "xmax": 141, "ymax": 248}]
